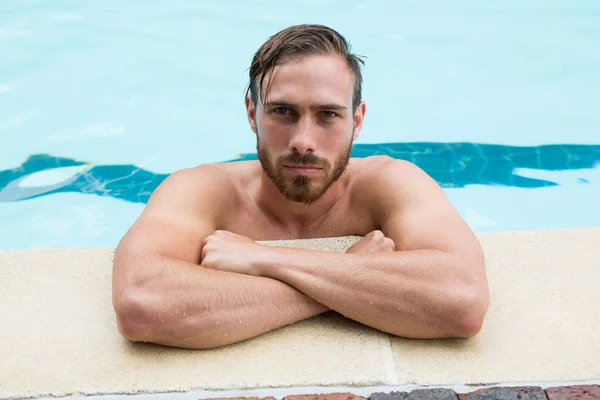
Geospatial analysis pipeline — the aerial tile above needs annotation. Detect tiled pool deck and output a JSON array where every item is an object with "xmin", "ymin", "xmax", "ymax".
[{"xmin": 1, "ymin": 228, "xmax": 599, "ymax": 399}]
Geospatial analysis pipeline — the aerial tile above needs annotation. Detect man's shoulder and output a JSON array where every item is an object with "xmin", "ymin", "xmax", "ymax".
[
  {"xmin": 352, "ymin": 156, "xmax": 421, "ymax": 185},
  {"xmin": 146, "ymin": 162, "xmax": 259, "ymax": 222},
  {"xmin": 168, "ymin": 160, "xmax": 258, "ymax": 187},
  {"xmin": 350, "ymin": 156, "xmax": 435, "ymax": 203},
  {"xmin": 158, "ymin": 161, "xmax": 259, "ymax": 206}
]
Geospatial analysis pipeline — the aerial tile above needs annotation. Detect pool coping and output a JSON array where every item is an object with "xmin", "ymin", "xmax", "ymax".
[{"xmin": 1, "ymin": 228, "xmax": 599, "ymax": 399}]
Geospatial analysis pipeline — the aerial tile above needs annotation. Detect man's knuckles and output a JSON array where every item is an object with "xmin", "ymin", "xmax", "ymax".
[
  {"xmin": 384, "ymin": 238, "xmax": 395, "ymax": 250},
  {"xmin": 366, "ymin": 230, "xmax": 384, "ymax": 238}
]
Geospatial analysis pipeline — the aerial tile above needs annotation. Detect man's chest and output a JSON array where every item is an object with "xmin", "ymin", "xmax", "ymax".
[{"xmin": 219, "ymin": 202, "xmax": 377, "ymax": 241}]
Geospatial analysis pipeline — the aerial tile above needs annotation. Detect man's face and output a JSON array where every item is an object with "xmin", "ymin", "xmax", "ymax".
[
  {"xmin": 256, "ymin": 131, "xmax": 353, "ymax": 205},
  {"xmin": 249, "ymin": 54, "xmax": 364, "ymax": 205}
]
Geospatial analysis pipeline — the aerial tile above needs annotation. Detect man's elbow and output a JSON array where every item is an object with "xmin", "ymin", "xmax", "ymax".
[
  {"xmin": 457, "ymin": 308, "xmax": 486, "ymax": 338},
  {"xmin": 113, "ymin": 287, "xmax": 220, "ymax": 349},
  {"xmin": 113, "ymin": 287, "xmax": 157, "ymax": 342},
  {"xmin": 454, "ymin": 285, "xmax": 490, "ymax": 338}
]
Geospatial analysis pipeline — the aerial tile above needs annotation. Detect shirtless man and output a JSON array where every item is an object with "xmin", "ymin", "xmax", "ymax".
[{"xmin": 112, "ymin": 24, "xmax": 490, "ymax": 349}]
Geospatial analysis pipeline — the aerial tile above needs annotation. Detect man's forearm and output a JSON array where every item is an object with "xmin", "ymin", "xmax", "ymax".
[
  {"xmin": 256, "ymin": 247, "xmax": 488, "ymax": 339},
  {"xmin": 115, "ymin": 256, "xmax": 329, "ymax": 349}
]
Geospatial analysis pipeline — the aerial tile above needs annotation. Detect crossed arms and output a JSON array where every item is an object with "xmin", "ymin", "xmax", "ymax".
[{"xmin": 112, "ymin": 160, "xmax": 490, "ymax": 349}]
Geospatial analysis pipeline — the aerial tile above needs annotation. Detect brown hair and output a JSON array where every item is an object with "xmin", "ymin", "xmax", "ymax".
[{"xmin": 246, "ymin": 24, "xmax": 366, "ymax": 113}]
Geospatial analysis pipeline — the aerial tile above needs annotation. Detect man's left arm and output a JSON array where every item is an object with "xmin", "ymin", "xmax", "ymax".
[{"xmin": 201, "ymin": 160, "xmax": 490, "ymax": 339}]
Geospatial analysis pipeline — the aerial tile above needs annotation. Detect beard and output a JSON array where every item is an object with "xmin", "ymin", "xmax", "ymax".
[{"xmin": 256, "ymin": 136, "xmax": 353, "ymax": 205}]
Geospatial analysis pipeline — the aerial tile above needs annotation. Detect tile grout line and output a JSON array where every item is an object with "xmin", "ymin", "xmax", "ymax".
[{"xmin": 379, "ymin": 333, "xmax": 399, "ymax": 386}]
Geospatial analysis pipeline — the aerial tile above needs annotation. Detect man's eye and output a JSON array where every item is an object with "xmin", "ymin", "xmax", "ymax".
[
  {"xmin": 273, "ymin": 107, "xmax": 290, "ymax": 115},
  {"xmin": 322, "ymin": 111, "xmax": 338, "ymax": 118}
]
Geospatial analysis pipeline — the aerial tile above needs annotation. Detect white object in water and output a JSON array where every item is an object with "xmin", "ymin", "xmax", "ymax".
[
  {"xmin": 18, "ymin": 165, "xmax": 91, "ymax": 188},
  {"xmin": 0, "ymin": 164, "xmax": 93, "ymax": 202}
]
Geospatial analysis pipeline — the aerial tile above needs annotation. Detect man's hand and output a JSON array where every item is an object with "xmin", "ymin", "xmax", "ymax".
[
  {"xmin": 346, "ymin": 230, "xmax": 396, "ymax": 254},
  {"xmin": 200, "ymin": 229, "xmax": 395, "ymax": 276},
  {"xmin": 200, "ymin": 230, "xmax": 265, "ymax": 276}
]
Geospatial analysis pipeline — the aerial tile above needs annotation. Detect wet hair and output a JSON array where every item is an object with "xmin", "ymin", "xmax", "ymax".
[{"xmin": 246, "ymin": 24, "xmax": 366, "ymax": 113}]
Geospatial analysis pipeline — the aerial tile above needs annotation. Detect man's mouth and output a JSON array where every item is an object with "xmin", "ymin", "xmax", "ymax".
[{"xmin": 284, "ymin": 165, "xmax": 323, "ymax": 176}]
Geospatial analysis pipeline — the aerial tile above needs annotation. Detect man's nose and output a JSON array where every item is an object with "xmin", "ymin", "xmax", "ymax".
[{"xmin": 289, "ymin": 119, "xmax": 317, "ymax": 155}]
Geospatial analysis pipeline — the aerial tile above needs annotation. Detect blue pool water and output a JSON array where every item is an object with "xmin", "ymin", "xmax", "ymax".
[{"xmin": 1, "ymin": 1, "xmax": 599, "ymax": 250}]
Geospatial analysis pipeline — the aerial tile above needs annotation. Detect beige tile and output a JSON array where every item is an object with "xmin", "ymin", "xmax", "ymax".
[
  {"xmin": 0, "ymin": 242, "xmax": 387, "ymax": 400},
  {"xmin": 390, "ymin": 228, "xmax": 600, "ymax": 385}
]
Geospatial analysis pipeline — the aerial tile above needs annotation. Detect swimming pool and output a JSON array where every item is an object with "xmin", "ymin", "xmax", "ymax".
[{"xmin": 1, "ymin": 1, "xmax": 599, "ymax": 250}]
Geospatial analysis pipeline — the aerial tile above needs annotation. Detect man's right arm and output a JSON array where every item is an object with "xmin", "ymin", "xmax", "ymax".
[{"xmin": 112, "ymin": 166, "xmax": 329, "ymax": 349}]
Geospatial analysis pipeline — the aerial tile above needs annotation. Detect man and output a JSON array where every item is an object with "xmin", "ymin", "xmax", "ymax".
[{"xmin": 112, "ymin": 24, "xmax": 490, "ymax": 349}]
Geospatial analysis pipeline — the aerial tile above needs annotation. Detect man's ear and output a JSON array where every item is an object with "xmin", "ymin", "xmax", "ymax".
[
  {"xmin": 245, "ymin": 95, "xmax": 257, "ymax": 134},
  {"xmin": 352, "ymin": 101, "xmax": 366, "ymax": 141}
]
